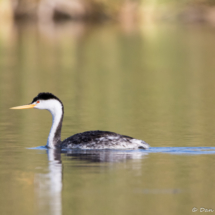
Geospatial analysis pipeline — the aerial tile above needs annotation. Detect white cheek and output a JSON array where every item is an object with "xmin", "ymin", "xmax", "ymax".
[
  {"xmin": 34, "ymin": 100, "xmax": 62, "ymax": 113},
  {"xmin": 34, "ymin": 101, "xmax": 46, "ymax": 109}
]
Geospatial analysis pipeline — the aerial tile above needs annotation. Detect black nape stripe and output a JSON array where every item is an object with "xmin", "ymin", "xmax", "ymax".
[{"xmin": 31, "ymin": 92, "xmax": 62, "ymax": 104}]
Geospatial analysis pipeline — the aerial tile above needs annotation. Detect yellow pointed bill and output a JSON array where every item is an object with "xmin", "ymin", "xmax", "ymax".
[{"xmin": 10, "ymin": 104, "xmax": 36, "ymax": 109}]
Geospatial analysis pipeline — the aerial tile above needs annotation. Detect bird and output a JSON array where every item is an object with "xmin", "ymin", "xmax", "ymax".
[{"xmin": 10, "ymin": 92, "xmax": 150, "ymax": 150}]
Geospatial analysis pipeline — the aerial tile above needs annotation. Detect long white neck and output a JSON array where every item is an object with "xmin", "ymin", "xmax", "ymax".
[{"xmin": 45, "ymin": 100, "xmax": 64, "ymax": 148}]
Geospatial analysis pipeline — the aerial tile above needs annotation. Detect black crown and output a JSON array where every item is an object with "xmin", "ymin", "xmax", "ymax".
[{"xmin": 31, "ymin": 92, "xmax": 62, "ymax": 104}]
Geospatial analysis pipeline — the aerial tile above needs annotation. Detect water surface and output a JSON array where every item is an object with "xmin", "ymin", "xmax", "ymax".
[{"xmin": 0, "ymin": 22, "xmax": 215, "ymax": 215}]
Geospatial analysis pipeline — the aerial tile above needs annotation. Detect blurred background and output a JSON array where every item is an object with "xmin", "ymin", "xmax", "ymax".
[
  {"xmin": 1, "ymin": 0, "xmax": 215, "ymax": 146},
  {"xmin": 1, "ymin": 0, "xmax": 215, "ymax": 215},
  {"xmin": 2, "ymin": 0, "xmax": 215, "ymax": 24}
]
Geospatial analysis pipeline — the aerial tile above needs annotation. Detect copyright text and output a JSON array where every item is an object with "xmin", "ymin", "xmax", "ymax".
[{"xmin": 192, "ymin": 207, "xmax": 214, "ymax": 212}]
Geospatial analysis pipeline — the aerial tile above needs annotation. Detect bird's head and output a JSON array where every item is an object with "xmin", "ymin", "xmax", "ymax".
[{"xmin": 10, "ymin": 92, "xmax": 63, "ymax": 114}]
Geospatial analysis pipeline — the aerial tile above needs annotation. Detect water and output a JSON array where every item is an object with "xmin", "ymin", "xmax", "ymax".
[{"xmin": 1, "ymin": 22, "xmax": 215, "ymax": 214}]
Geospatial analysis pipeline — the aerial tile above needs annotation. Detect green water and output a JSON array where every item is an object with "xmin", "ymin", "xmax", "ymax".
[{"xmin": 0, "ymin": 22, "xmax": 215, "ymax": 215}]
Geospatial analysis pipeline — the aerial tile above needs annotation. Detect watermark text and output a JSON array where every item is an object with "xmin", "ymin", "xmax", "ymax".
[{"xmin": 192, "ymin": 207, "xmax": 214, "ymax": 212}]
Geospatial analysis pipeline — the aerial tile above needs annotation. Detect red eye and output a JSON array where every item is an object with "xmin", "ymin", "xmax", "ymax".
[{"xmin": 37, "ymin": 101, "xmax": 40, "ymax": 104}]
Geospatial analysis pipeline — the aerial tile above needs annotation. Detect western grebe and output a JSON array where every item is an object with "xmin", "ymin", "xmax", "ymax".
[{"xmin": 10, "ymin": 92, "xmax": 150, "ymax": 150}]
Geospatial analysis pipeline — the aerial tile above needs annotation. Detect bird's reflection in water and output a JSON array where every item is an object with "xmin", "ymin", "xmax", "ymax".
[
  {"xmin": 63, "ymin": 149, "xmax": 148, "ymax": 163},
  {"xmin": 35, "ymin": 149, "xmax": 147, "ymax": 215},
  {"xmin": 35, "ymin": 149, "xmax": 62, "ymax": 215}
]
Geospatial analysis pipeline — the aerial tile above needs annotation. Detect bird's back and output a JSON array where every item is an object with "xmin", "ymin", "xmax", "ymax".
[{"xmin": 61, "ymin": 130, "xmax": 149, "ymax": 149}]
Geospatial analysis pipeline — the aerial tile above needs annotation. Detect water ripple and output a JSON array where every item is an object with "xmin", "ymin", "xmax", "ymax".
[
  {"xmin": 28, "ymin": 146, "xmax": 215, "ymax": 155},
  {"xmin": 147, "ymin": 147, "xmax": 215, "ymax": 154}
]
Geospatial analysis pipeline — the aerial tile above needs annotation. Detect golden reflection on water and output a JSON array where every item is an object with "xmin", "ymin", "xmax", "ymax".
[{"xmin": 0, "ymin": 22, "xmax": 215, "ymax": 215}]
